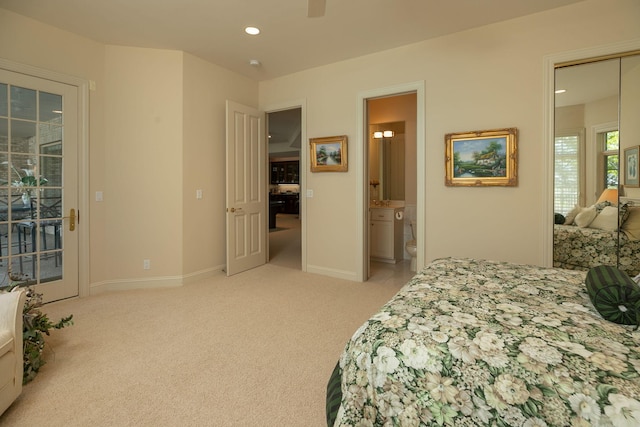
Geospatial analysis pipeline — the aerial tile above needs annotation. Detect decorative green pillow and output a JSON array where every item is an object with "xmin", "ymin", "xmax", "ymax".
[
  {"xmin": 326, "ymin": 362, "xmax": 342, "ymax": 427},
  {"xmin": 554, "ymin": 213, "xmax": 565, "ymax": 224},
  {"xmin": 585, "ymin": 265, "xmax": 640, "ymax": 326}
]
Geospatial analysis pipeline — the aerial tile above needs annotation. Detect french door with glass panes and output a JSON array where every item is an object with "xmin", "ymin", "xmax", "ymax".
[{"xmin": 0, "ymin": 69, "xmax": 78, "ymax": 303}]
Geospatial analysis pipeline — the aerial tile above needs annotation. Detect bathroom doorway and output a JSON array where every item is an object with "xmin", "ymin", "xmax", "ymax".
[
  {"xmin": 364, "ymin": 90, "xmax": 420, "ymax": 282},
  {"xmin": 267, "ymin": 107, "xmax": 303, "ymax": 270}
]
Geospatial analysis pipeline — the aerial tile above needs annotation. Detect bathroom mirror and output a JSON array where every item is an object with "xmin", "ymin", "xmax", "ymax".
[
  {"xmin": 369, "ymin": 121, "xmax": 405, "ymax": 201},
  {"xmin": 553, "ymin": 52, "xmax": 640, "ymax": 276}
]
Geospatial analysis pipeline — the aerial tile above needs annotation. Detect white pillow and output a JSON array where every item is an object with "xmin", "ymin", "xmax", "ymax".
[
  {"xmin": 622, "ymin": 206, "xmax": 640, "ymax": 240},
  {"xmin": 588, "ymin": 206, "xmax": 618, "ymax": 231},
  {"xmin": 574, "ymin": 206, "xmax": 597, "ymax": 228},
  {"xmin": 564, "ymin": 204, "xmax": 582, "ymax": 225}
]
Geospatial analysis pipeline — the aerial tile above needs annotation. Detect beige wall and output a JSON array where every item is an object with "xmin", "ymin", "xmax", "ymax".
[
  {"xmin": 181, "ymin": 54, "xmax": 258, "ymax": 278},
  {"xmin": 103, "ymin": 46, "xmax": 184, "ymax": 284},
  {"xmin": 259, "ymin": 0, "xmax": 640, "ymax": 274},
  {"xmin": 1, "ymin": 0, "xmax": 639, "ymax": 292},
  {"xmin": 0, "ymin": 8, "xmax": 258, "ymax": 293}
]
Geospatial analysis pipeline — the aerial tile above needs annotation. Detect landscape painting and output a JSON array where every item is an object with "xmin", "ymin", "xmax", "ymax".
[
  {"xmin": 310, "ymin": 135, "xmax": 348, "ymax": 172},
  {"xmin": 445, "ymin": 128, "xmax": 518, "ymax": 187}
]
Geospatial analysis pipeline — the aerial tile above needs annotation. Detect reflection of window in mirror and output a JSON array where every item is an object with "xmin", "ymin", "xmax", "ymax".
[
  {"xmin": 599, "ymin": 129, "xmax": 619, "ymax": 192},
  {"xmin": 554, "ymin": 130, "xmax": 585, "ymax": 214}
]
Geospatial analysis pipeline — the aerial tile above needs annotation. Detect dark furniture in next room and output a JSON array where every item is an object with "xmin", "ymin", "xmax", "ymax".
[
  {"xmin": 269, "ymin": 200, "xmax": 285, "ymax": 229},
  {"xmin": 269, "ymin": 193, "xmax": 299, "ymax": 215}
]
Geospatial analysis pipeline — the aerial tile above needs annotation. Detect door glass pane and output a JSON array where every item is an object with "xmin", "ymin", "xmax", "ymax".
[
  {"xmin": 0, "ymin": 83, "xmax": 62, "ymax": 286},
  {"xmin": 10, "ymin": 86, "xmax": 36, "ymax": 120},
  {"xmin": 39, "ymin": 188, "xmax": 62, "ymax": 219},
  {"xmin": 0, "ymin": 84, "xmax": 7, "ymax": 117},
  {"xmin": 39, "ymin": 92, "xmax": 62, "ymax": 123},
  {"xmin": 10, "ymin": 120, "xmax": 37, "ymax": 154},
  {"xmin": 0, "ymin": 118, "xmax": 7, "ymax": 152}
]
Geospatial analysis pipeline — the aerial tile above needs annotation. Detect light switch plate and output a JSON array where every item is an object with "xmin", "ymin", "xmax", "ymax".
[{"xmin": 306, "ymin": 189, "xmax": 313, "ymax": 198}]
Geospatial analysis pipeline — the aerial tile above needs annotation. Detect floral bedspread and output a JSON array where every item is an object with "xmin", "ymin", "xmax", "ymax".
[
  {"xmin": 553, "ymin": 224, "xmax": 640, "ymax": 277},
  {"xmin": 334, "ymin": 257, "xmax": 640, "ymax": 426}
]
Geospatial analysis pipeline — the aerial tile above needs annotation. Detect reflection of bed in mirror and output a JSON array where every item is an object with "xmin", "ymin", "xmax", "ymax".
[{"xmin": 553, "ymin": 199, "xmax": 640, "ymax": 277}]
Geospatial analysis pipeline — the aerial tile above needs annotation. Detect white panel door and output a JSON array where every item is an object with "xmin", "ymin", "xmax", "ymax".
[
  {"xmin": 225, "ymin": 101, "xmax": 266, "ymax": 276},
  {"xmin": 0, "ymin": 69, "xmax": 79, "ymax": 302}
]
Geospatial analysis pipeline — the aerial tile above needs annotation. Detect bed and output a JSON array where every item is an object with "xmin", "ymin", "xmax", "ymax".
[
  {"xmin": 553, "ymin": 224, "xmax": 640, "ymax": 277},
  {"xmin": 553, "ymin": 201, "xmax": 640, "ymax": 277},
  {"xmin": 327, "ymin": 257, "xmax": 640, "ymax": 426}
]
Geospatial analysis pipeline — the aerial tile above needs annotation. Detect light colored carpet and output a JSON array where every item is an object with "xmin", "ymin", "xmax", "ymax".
[
  {"xmin": 269, "ymin": 213, "xmax": 302, "ymax": 270},
  {"xmin": 0, "ymin": 261, "xmax": 408, "ymax": 426}
]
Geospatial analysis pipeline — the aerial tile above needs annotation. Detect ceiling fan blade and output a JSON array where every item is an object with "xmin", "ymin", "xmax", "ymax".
[{"xmin": 307, "ymin": 0, "xmax": 326, "ymax": 17}]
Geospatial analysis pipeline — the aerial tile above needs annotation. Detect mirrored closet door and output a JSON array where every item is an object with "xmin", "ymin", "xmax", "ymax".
[{"xmin": 553, "ymin": 52, "xmax": 640, "ymax": 277}]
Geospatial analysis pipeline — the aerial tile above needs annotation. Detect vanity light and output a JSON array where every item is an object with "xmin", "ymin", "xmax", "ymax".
[
  {"xmin": 555, "ymin": 89, "xmax": 566, "ymax": 94},
  {"xmin": 373, "ymin": 130, "xmax": 395, "ymax": 139},
  {"xmin": 245, "ymin": 26, "xmax": 260, "ymax": 35}
]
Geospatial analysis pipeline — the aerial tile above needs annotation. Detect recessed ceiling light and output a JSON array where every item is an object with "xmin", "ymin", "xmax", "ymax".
[
  {"xmin": 249, "ymin": 59, "xmax": 261, "ymax": 67},
  {"xmin": 245, "ymin": 26, "xmax": 260, "ymax": 35}
]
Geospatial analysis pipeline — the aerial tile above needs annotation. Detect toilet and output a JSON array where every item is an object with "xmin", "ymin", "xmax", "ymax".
[{"xmin": 405, "ymin": 221, "xmax": 417, "ymax": 272}]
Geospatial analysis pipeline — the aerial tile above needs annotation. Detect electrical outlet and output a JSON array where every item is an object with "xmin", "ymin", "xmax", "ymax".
[{"xmin": 143, "ymin": 259, "xmax": 151, "ymax": 270}]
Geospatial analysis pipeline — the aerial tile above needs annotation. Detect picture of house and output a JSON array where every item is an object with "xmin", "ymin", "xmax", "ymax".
[{"xmin": 453, "ymin": 138, "xmax": 508, "ymax": 178}]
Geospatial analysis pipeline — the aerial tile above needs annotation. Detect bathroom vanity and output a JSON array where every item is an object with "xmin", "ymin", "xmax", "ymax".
[{"xmin": 370, "ymin": 205, "xmax": 404, "ymax": 263}]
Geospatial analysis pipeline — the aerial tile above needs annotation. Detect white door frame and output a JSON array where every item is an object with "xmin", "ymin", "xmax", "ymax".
[
  {"xmin": 263, "ymin": 99, "xmax": 307, "ymax": 272},
  {"xmin": 356, "ymin": 81, "xmax": 425, "ymax": 281},
  {"xmin": 0, "ymin": 58, "xmax": 89, "ymax": 297}
]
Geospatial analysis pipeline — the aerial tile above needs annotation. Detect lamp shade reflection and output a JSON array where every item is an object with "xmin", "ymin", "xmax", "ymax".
[{"xmin": 597, "ymin": 188, "xmax": 618, "ymax": 204}]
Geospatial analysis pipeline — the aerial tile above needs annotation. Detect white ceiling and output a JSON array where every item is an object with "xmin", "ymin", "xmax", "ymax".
[
  {"xmin": 1, "ymin": 0, "xmax": 585, "ymax": 81},
  {"xmin": 555, "ymin": 59, "xmax": 621, "ymax": 107}
]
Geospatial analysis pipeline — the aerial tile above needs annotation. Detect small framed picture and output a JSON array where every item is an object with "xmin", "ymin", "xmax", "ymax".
[
  {"xmin": 624, "ymin": 146, "xmax": 639, "ymax": 187},
  {"xmin": 444, "ymin": 128, "xmax": 518, "ymax": 187},
  {"xmin": 310, "ymin": 135, "xmax": 348, "ymax": 172}
]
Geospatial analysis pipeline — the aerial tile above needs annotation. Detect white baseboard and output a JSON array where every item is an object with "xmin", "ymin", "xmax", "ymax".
[
  {"xmin": 305, "ymin": 264, "xmax": 358, "ymax": 282},
  {"xmin": 89, "ymin": 265, "xmax": 223, "ymax": 295}
]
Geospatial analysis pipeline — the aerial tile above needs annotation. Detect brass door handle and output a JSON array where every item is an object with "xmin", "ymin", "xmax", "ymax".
[
  {"xmin": 227, "ymin": 207, "xmax": 243, "ymax": 213},
  {"xmin": 63, "ymin": 208, "xmax": 76, "ymax": 231}
]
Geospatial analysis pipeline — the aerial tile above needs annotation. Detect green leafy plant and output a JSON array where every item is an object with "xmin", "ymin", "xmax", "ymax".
[
  {"xmin": 2, "ymin": 274, "xmax": 73, "ymax": 384},
  {"xmin": 8, "ymin": 162, "xmax": 48, "ymax": 201}
]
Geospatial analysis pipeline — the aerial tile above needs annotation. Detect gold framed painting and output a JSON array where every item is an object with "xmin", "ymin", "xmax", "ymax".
[
  {"xmin": 444, "ymin": 128, "xmax": 518, "ymax": 187},
  {"xmin": 310, "ymin": 135, "xmax": 348, "ymax": 172}
]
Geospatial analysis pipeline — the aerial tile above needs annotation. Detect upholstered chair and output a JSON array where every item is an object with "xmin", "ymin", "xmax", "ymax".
[{"xmin": 0, "ymin": 289, "xmax": 25, "ymax": 415}]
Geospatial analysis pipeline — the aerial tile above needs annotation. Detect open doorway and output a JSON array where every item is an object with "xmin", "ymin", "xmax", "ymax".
[
  {"xmin": 267, "ymin": 108, "xmax": 302, "ymax": 270},
  {"xmin": 365, "ymin": 92, "xmax": 418, "ymax": 283}
]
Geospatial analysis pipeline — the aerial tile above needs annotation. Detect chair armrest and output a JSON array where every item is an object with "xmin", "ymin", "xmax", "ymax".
[{"xmin": 0, "ymin": 290, "xmax": 26, "ymax": 342}]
